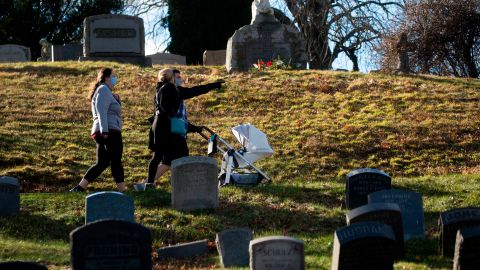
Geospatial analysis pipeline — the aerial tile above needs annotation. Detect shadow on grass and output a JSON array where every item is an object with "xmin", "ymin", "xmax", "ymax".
[
  {"xmin": 130, "ymin": 189, "xmax": 171, "ymax": 208},
  {"xmin": 234, "ymin": 184, "xmax": 344, "ymax": 208},
  {"xmin": 0, "ymin": 65, "xmax": 95, "ymax": 77},
  {"xmin": 0, "ymin": 211, "xmax": 82, "ymax": 241},
  {"xmin": 403, "ymin": 239, "xmax": 451, "ymax": 269}
]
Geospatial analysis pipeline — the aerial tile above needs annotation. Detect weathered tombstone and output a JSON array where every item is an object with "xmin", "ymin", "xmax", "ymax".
[
  {"xmin": 79, "ymin": 14, "xmax": 151, "ymax": 66},
  {"xmin": 345, "ymin": 168, "xmax": 391, "ymax": 209},
  {"xmin": 368, "ymin": 189, "xmax": 425, "ymax": 240},
  {"xmin": 157, "ymin": 239, "xmax": 209, "ymax": 260},
  {"xmin": 439, "ymin": 207, "xmax": 480, "ymax": 257},
  {"xmin": 0, "ymin": 176, "xmax": 20, "ymax": 216},
  {"xmin": 203, "ymin": 50, "xmax": 226, "ymax": 66},
  {"xmin": 147, "ymin": 53, "xmax": 186, "ymax": 65},
  {"xmin": 249, "ymin": 236, "xmax": 304, "ymax": 270},
  {"xmin": 216, "ymin": 228, "xmax": 253, "ymax": 268},
  {"xmin": 70, "ymin": 220, "xmax": 151, "ymax": 270},
  {"xmin": 85, "ymin": 191, "xmax": 134, "ymax": 224},
  {"xmin": 171, "ymin": 156, "xmax": 218, "ymax": 211},
  {"xmin": 37, "ymin": 39, "xmax": 52, "ymax": 62},
  {"xmin": 0, "ymin": 44, "xmax": 31, "ymax": 62},
  {"xmin": 51, "ymin": 44, "xmax": 83, "ymax": 61},
  {"xmin": 226, "ymin": 0, "xmax": 307, "ymax": 73},
  {"xmin": 453, "ymin": 226, "xmax": 480, "ymax": 270},
  {"xmin": 0, "ymin": 261, "xmax": 48, "ymax": 270},
  {"xmin": 346, "ymin": 203, "xmax": 404, "ymax": 258},
  {"xmin": 331, "ymin": 222, "xmax": 396, "ymax": 270}
]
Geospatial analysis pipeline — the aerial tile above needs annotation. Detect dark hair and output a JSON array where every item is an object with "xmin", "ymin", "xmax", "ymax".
[
  {"xmin": 173, "ymin": 69, "xmax": 181, "ymax": 74},
  {"xmin": 88, "ymin": 68, "xmax": 113, "ymax": 100}
]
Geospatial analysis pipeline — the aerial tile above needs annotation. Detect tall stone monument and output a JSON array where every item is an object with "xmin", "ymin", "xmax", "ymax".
[
  {"xmin": 79, "ymin": 14, "xmax": 151, "ymax": 66},
  {"xmin": 226, "ymin": 0, "xmax": 307, "ymax": 73}
]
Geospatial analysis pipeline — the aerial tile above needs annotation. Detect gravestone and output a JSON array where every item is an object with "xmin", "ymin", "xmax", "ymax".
[
  {"xmin": 171, "ymin": 156, "xmax": 218, "ymax": 211},
  {"xmin": 37, "ymin": 39, "xmax": 52, "ymax": 61},
  {"xmin": 70, "ymin": 220, "xmax": 151, "ymax": 270},
  {"xmin": 85, "ymin": 191, "xmax": 134, "ymax": 224},
  {"xmin": 346, "ymin": 203, "xmax": 404, "ymax": 258},
  {"xmin": 0, "ymin": 176, "xmax": 20, "ymax": 216},
  {"xmin": 226, "ymin": 0, "xmax": 307, "ymax": 72},
  {"xmin": 453, "ymin": 226, "xmax": 480, "ymax": 270},
  {"xmin": 157, "ymin": 239, "xmax": 208, "ymax": 260},
  {"xmin": 0, "ymin": 44, "xmax": 31, "ymax": 62},
  {"xmin": 439, "ymin": 207, "xmax": 480, "ymax": 257},
  {"xmin": 79, "ymin": 14, "xmax": 151, "ymax": 66},
  {"xmin": 331, "ymin": 222, "xmax": 396, "ymax": 270},
  {"xmin": 345, "ymin": 168, "xmax": 391, "ymax": 209},
  {"xmin": 147, "ymin": 53, "xmax": 186, "ymax": 65},
  {"xmin": 0, "ymin": 261, "xmax": 48, "ymax": 270},
  {"xmin": 51, "ymin": 44, "xmax": 83, "ymax": 61},
  {"xmin": 216, "ymin": 228, "xmax": 253, "ymax": 268},
  {"xmin": 249, "ymin": 236, "xmax": 304, "ymax": 270},
  {"xmin": 203, "ymin": 50, "xmax": 226, "ymax": 66},
  {"xmin": 368, "ymin": 189, "xmax": 425, "ymax": 240}
]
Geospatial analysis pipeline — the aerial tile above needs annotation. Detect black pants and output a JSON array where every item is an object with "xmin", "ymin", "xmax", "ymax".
[{"xmin": 84, "ymin": 132, "xmax": 124, "ymax": 183}]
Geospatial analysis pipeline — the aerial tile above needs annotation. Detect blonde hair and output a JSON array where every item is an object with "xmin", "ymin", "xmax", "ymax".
[{"xmin": 158, "ymin": 68, "xmax": 174, "ymax": 83}]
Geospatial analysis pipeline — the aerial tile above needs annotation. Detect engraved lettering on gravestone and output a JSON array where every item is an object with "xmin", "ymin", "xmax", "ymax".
[{"xmin": 94, "ymin": 28, "xmax": 136, "ymax": 39}]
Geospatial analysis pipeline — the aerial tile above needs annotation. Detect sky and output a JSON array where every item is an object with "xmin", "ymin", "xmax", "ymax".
[{"xmin": 138, "ymin": 1, "xmax": 376, "ymax": 72}]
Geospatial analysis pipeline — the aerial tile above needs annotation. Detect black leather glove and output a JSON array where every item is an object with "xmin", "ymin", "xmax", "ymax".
[
  {"xmin": 208, "ymin": 81, "xmax": 223, "ymax": 90},
  {"xmin": 189, "ymin": 123, "xmax": 203, "ymax": 133}
]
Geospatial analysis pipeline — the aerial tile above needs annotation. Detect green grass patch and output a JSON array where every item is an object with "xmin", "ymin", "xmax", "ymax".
[{"xmin": 1, "ymin": 62, "xmax": 479, "ymax": 268}]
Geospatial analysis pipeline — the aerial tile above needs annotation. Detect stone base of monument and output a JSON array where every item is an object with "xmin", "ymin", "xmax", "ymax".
[{"xmin": 79, "ymin": 56, "xmax": 152, "ymax": 67}]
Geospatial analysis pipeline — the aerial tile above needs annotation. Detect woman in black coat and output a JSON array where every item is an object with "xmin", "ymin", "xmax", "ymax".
[{"xmin": 145, "ymin": 68, "xmax": 223, "ymax": 186}]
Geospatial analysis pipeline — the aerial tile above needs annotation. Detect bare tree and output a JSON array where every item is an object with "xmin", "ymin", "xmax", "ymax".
[
  {"xmin": 378, "ymin": 0, "xmax": 480, "ymax": 78},
  {"xmin": 123, "ymin": 0, "xmax": 170, "ymax": 52},
  {"xmin": 282, "ymin": 0, "xmax": 403, "ymax": 69}
]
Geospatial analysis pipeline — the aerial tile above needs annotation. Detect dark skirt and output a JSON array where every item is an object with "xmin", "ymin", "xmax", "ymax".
[{"xmin": 148, "ymin": 115, "xmax": 189, "ymax": 165}]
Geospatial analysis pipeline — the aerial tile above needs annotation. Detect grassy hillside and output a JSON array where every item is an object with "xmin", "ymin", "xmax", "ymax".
[{"xmin": 0, "ymin": 61, "xmax": 480, "ymax": 269}]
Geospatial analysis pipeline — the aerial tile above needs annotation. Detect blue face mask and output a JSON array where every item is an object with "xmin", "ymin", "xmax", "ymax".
[
  {"xmin": 175, "ymin": 78, "xmax": 182, "ymax": 87},
  {"xmin": 110, "ymin": 76, "xmax": 117, "ymax": 86}
]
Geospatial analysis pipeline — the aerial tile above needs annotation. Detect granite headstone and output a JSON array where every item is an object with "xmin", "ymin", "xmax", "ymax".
[
  {"xmin": 439, "ymin": 207, "xmax": 480, "ymax": 257},
  {"xmin": 216, "ymin": 228, "xmax": 253, "ymax": 268},
  {"xmin": 369, "ymin": 189, "xmax": 425, "ymax": 240},
  {"xmin": 345, "ymin": 168, "xmax": 391, "ymax": 209},
  {"xmin": 171, "ymin": 156, "xmax": 218, "ymax": 211},
  {"xmin": 226, "ymin": 0, "xmax": 307, "ymax": 72},
  {"xmin": 0, "ymin": 176, "xmax": 20, "ymax": 216},
  {"xmin": 453, "ymin": 226, "xmax": 480, "ymax": 270},
  {"xmin": 51, "ymin": 44, "xmax": 83, "ymax": 61},
  {"xmin": 79, "ymin": 14, "xmax": 151, "ymax": 66},
  {"xmin": 249, "ymin": 236, "xmax": 304, "ymax": 270},
  {"xmin": 0, "ymin": 262, "xmax": 48, "ymax": 270},
  {"xmin": 203, "ymin": 50, "xmax": 226, "ymax": 66},
  {"xmin": 85, "ymin": 191, "xmax": 134, "ymax": 224},
  {"xmin": 157, "ymin": 239, "xmax": 209, "ymax": 260},
  {"xmin": 0, "ymin": 44, "xmax": 31, "ymax": 62},
  {"xmin": 147, "ymin": 53, "xmax": 186, "ymax": 65},
  {"xmin": 346, "ymin": 202, "xmax": 404, "ymax": 258},
  {"xmin": 70, "ymin": 220, "xmax": 151, "ymax": 270},
  {"xmin": 331, "ymin": 222, "xmax": 396, "ymax": 270}
]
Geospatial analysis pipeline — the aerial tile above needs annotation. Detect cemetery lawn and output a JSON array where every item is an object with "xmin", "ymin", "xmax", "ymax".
[{"xmin": 0, "ymin": 62, "xmax": 479, "ymax": 269}]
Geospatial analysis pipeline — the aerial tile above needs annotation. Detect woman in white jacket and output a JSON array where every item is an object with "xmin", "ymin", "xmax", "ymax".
[{"xmin": 70, "ymin": 68, "xmax": 126, "ymax": 192}]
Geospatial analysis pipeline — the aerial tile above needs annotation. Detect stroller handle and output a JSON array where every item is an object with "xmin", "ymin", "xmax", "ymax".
[{"xmin": 198, "ymin": 126, "xmax": 215, "ymax": 141}]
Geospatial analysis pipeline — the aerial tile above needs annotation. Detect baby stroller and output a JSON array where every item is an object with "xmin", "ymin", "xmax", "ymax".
[{"xmin": 199, "ymin": 124, "xmax": 274, "ymax": 186}]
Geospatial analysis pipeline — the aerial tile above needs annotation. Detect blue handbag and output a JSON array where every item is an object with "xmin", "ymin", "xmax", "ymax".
[{"xmin": 170, "ymin": 117, "xmax": 187, "ymax": 136}]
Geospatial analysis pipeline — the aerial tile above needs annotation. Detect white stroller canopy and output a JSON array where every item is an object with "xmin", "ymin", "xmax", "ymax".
[{"xmin": 231, "ymin": 124, "xmax": 274, "ymax": 165}]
